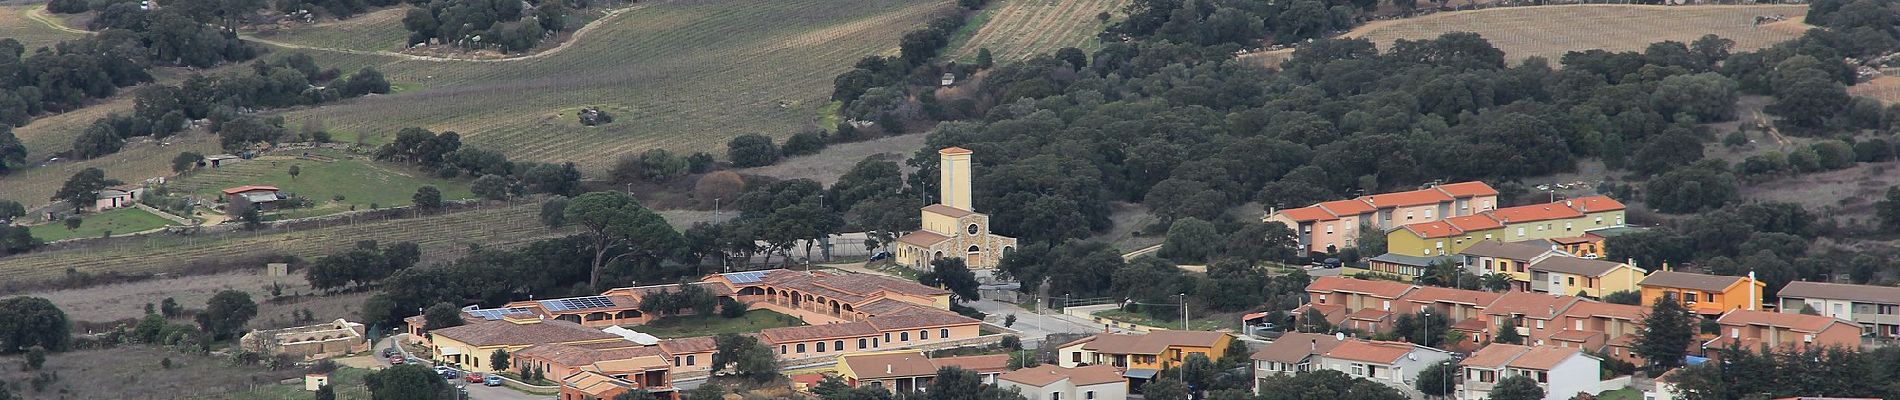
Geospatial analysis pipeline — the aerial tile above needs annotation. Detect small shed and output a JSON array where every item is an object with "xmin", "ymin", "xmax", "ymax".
[
  {"xmin": 222, "ymin": 185, "xmax": 283, "ymax": 209},
  {"xmin": 205, "ymin": 154, "xmax": 241, "ymax": 168},
  {"xmin": 304, "ymin": 374, "xmax": 330, "ymax": 391},
  {"xmin": 267, "ymin": 263, "xmax": 290, "ymax": 277},
  {"xmin": 940, "ymin": 72, "xmax": 956, "ymax": 87}
]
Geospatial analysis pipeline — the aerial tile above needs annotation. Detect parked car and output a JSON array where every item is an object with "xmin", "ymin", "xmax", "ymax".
[
  {"xmin": 483, "ymin": 376, "xmax": 503, "ymax": 387},
  {"xmin": 869, "ymin": 251, "xmax": 891, "ymax": 261},
  {"xmin": 464, "ymin": 372, "xmax": 485, "ymax": 384},
  {"xmin": 381, "ymin": 347, "xmax": 398, "ymax": 358},
  {"xmin": 388, "ymin": 356, "xmax": 405, "ymax": 364},
  {"xmin": 439, "ymin": 370, "xmax": 460, "ymax": 380}
]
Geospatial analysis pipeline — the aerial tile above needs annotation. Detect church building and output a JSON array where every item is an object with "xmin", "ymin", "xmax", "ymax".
[{"xmin": 893, "ymin": 147, "xmax": 1018, "ymax": 269}]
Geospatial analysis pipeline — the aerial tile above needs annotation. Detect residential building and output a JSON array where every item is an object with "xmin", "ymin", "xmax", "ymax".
[
  {"xmin": 1457, "ymin": 240, "xmax": 1567, "ymax": 290},
  {"xmin": 893, "ymin": 147, "xmax": 1018, "ymax": 269},
  {"xmin": 1640, "ymin": 271, "xmax": 1765, "ymax": 316},
  {"xmin": 658, "ymin": 336, "xmax": 717, "ymax": 374},
  {"xmin": 1490, "ymin": 196, "xmax": 1626, "ymax": 243},
  {"xmin": 997, "ymin": 364, "xmax": 1127, "ymax": 400},
  {"xmin": 1056, "ymin": 330, "xmax": 1235, "ymax": 385},
  {"xmin": 761, "ymin": 310, "xmax": 983, "ymax": 361},
  {"xmin": 1314, "ymin": 339, "xmax": 1454, "ymax": 388},
  {"xmin": 1468, "ymin": 292, "xmax": 1584, "ymax": 346},
  {"xmin": 1386, "ymin": 214, "xmax": 1507, "ymax": 258},
  {"xmin": 559, "ymin": 369, "xmax": 677, "ymax": 400},
  {"xmin": 834, "ymin": 351, "xmax": 1009, "ymax": 392},
  {"xmin": 514, "ymin": 342, "xmax": 672, "ymax": 384},
  {"xmin": 1266, "ymin": 181, "xmax": 1499, "ymax": 255},
  {"xmin": 1527, "ymin": 257, "xmax": 1645, "ymax": 298},
  {"xmin": 237, "ymin": 319, "xmax": 367, "ymax": 360},
  {"xmin": 1549, "ymin": 301, "xmax": 1645, "ymax": 364},
  {"xmin": 1251, "ymin": 332, "xmax": 1344, "ymax": 392},
  {"xmin": 1544, "ymin": 233, "xmax": 1606, "ymax": 258},
  {"xmin": 222, "ymin": 185, "xmax": 283, "ymax": 210},
  {"xmin": 1304, "ymin": 276, "xmax": 1417, "ymax": 314},
  {"xmin": 428, "ymin": 317, "xmax": 625, "ymax": 372},
  {"xmin": 1386, "ymin": 196, "xmax": 1627, "ymax": 258},
  {"xmin": 1396, "ymin": 285, "xmax": 1502, "ymax": 323},
  {"xmin": 94, "ymin": 186, "xmax": 143, "ymax": 210},
  {"xmin": 1365, "ymin": 253, "xmax": 1457, "ymax": 281},
  {"xmin": 1461, "ymin": 344, "xmax": 1602, "ymax": 400},
  {"xmin": 1778, "ymin": 281, "xmax": 1900, "ymax": 338},
  {"xmin": 1705, "ymin": 309, "xmax": 1862, "ymax": 351}
]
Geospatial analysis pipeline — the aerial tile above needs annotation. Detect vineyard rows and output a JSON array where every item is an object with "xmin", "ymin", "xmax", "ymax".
[{"xmin": 948, "ymin": 0, "xmax": 1128, "ymax": 62}]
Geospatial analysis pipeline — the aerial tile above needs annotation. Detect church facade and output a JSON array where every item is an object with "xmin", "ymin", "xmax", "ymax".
[{"xmin": 893, "ymin": 147, "xmax": 1018, "ymax": 269}]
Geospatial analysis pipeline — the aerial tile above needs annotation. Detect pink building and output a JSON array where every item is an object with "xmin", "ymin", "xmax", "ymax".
[{"xmin": 1265, "ymin": 181, "xmax": 1498, "ymax": 256}]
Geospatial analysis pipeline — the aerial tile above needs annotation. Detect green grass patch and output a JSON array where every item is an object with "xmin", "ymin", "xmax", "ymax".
[
  {"xmin": 635, "ymin": 309, "xmax": 806, "ymax": 338},
  {"xmin": 211, "ymin": 367, "xmax": 375, "ymax": 399},
  {"xmin": 817, "ymin": 100, "xmax": 843, "ymax": 132},
  {"xmin": 1096, "ymin": 309, "xmax": 1223, "ymax": 331},
  {"xmin": 1596, "ymin": 388, "xmax": 1641, "ymax": 400},
  {"xmin": 172, "ymin": 149, "xmax": 473, "ymax": 218},
  {"xmin": 29, "ymin": 207, "xmax": 173, "ymax": 241},
  {"xmin": 942, "ymin": 5, "xmax": 1001, "ymax": 62}
]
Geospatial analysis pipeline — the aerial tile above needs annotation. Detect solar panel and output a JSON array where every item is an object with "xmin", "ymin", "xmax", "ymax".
[
  {"xmin": 465, "ymin": 307, "xmax": 533, "ymax": 320},
  {"xmin": 724, "ymin": 270, "xmax": 768, "ymax": 284},
  {"xmin": 542, "ymin": 296, "xmax": 615, "ymax": 312}
]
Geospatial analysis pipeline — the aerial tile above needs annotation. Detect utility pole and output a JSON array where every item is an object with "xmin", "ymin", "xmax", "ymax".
[{"xmin": 1179, "ymin": 293, "xmax": 1188, "ymax": 331}]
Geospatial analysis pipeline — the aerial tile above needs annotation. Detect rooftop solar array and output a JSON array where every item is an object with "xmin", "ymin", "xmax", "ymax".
[
  {"xmin": 722, "ymin": 270, "xmax": 770, "ymax": 284},
  {"xmin": 465, "ymin": 307, "xmax": 534, "ymax": 320},
  {"xmin": 541, "ymin": 296, "xmax": 616, "ymax": 312}
]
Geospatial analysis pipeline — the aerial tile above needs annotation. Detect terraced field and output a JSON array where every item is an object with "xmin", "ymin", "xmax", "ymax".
[
  {"xmin": 947, "ymin": 0, "xmax": 1126, "ymax": 62},
  {"xmin": 0, "ymin": 5, "xmax": 83, "ymax": 50},
  {"xmin": 263, "ymin": 0, "xmax": 957, "ymax": 173},
  {"xmin": 0, "ymin": 201, "xmax": 572, "ymax": 290}
]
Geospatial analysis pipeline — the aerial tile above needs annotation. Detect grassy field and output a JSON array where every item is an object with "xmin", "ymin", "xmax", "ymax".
[
  {"xmin": 248, "ymin": 7, "xmax": 412, "ymax": 53},
  {"xmin": 0, "ymin": 5, "xmax": 83, "ymax": 50},
  {"xmin": 946, "ymin": 0, "xmax": 1127, "ymax": 62},
  {"xmin": 265, "ymin": 0, "xmax": 957, "ymax": 173},
  {"xmin": 0, "ymin": 345, "xmax": 321, "ymax": 399},
  {"xmin": 211, "ymin": 366, "xmax": 375, "ymax": 400},
  {"xmin": 1350, "ymin": 4, "xmax": 1809, "ymax": 63},
  {"xmin": 635, "ymin": 309, "xmax": 806, "ymax": 338},
  {"xmin": 0, "ymin": 200, "xmax": 572, "ymax": 291},
  {"xmin": 170, "ymin": 149, "xmax": 475, "ymax": 219},
  {"xmin": 27, "ymin": 206, "xmax": 174, "ymax": 241}
]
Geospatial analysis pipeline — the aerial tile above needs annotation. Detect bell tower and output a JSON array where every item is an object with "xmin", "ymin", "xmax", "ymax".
[{"xmin": 938, "ymin": 147, "xmax": 973, "ymax": 211}]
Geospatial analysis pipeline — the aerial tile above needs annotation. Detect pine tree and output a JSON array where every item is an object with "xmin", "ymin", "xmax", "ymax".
[
  {"xmin": 1634, "ymin": 296, "xmax": 1695, "ymax": 374},
  {"xmin": 1493, "ymin": 319, "xmax": 1523, "ymax": 345}
]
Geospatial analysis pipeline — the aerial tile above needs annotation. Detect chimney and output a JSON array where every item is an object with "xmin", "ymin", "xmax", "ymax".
[
  {"xmin": 938, "ymin": 147, "xmax": 974, "ymax": 211},
  {"xmin": 1748, "ymin": 271, "xmax": 1758, "ymax": 311},
  {"xmin": 1547, "ymin": 305, "xmax": 1554, "ymax": 316}
]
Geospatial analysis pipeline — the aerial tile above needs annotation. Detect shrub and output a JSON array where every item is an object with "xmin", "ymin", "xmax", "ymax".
[{"xmin": 726, "ymin": 134, "xmax": 779, "ymax": 168}]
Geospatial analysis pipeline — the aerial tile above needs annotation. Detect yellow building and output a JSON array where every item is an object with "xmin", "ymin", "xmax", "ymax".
[
  {"xmin": 428, "ymin": 317, "xmax": 625, "ymax": 372},
  {"xmin": 1456, "ymin": 240, "xmax": 1567, "ymax": 291},
  {"xmin": 1056, "ymin": 330, "xmax": 1235, "ymax": 383},
  {"xmin": 1639, "ymin": 270, "xmax": 1765, "ymax": 316},
  {"xmin": 894, "ymin": 147, "xmax": 1018, "ymax": 269},
  {"xmin": 1387, "ymin": 196, "xmax": 1628, "ymax": 258},
  {"xmin": 1387, "ymin": 214, "xmax": 1506, "ymax": 257},
  {"xmin": 1527, "ymin": 257, "xmax": 1646, "ymax": 299}
]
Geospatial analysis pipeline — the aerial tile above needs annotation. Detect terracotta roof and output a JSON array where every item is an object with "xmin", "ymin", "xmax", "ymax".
[
  {"xmin": 1458, "ymin": 240, "xmax": 1557, "ymax": 261},
  {"xmin": 1401, "ymin": 220, "xmax": 1464, "ymax": 239},
  {"xmin": 1078, "ymin": 331, "xmax": 1229, "ymax": 355},
  {"xmin": 1363, "ymin": 188, "xmax": 1454, "ymax": 208},
  {"xmin": 896, "ymin": 230, "xmax": 953, "ymax": 247},
  {"xmin": 1449, "ymin": 317, "xmax": 1488, "ymax": 331},
  {"xmin": 1308, "ymin": 276, "xmax": 1416, "ymax": 299},
  {"xmin": 1717, "ymin": 309, "xmax": 1854, "ymax": 333},
  {"xmin": 1489, "ymin": 203, "xmax": 1584, "ymax": 223},
  {"xmin": 1317, "ymin": 199, "xmax": 1375, "ymax": 216},
  {"xmin": 606, "ymin": 282, "xmax": 735, "ymax": 300},
  {"xmin": 1547, "ymin": 235, "xmax": 1601, "ymax": 245},
  {"xmin": 856, "ymin": 298, "xmax": 936, "ymax": 316},
  {"xmin": 939, "ymin": 147, "xmax": 973, "ymax": 155},
  {"xmin": 1607, "ymin": 334, "xmax": 1636, "ymax": 347},
  {"xmin": 1642, "ymin": 271, "xmax": 1748, "ymax": 292},
  {"xmin": 1564, "ymin": 301, "xmax": 1644, "ymax": 321},
  {"xmin": 1278, "ymin": 206, "xmax": 1341, "ymax": 222},
  {"xmin": 1400, "ymin": 286, "xmax": 1503, "ymax": 307},
  {"xmin": 585, "ymin": 355, "xmax": 672, "ymax": 374},
  {"xmin": 658, "ymin": 336, "xmax": 717, "ymax": 354},
  {"xmin": 842, "ymin": 352, "xmax": 941, "ymax": 379},
  {"xmin": 922, "ymin": 204, "xmax": 973, "ymax": 218},
  {"xmin": 1294, "ymin": 303, "xmax": 1350, "ymax": 325},
  {"xmin": 932, "ymin": 354, "xmax": 1009, "ymax": 373},
  {"xmin": 1253, "ymin": 332, "xmax": 1342, "ymax": 363},
  {"xmin": 1532, "ymin": 257, "xmax": 1629, "ymax": 277},
  {"xmin": 1323, "ymin": 340, "xmax": 1419, "ymax": 364},
  {"xmin": 1434, "ymin": 181, "xmax": 1499, "ymax": 197},
  {"xmin": 431, "ymin": 319, "xmax": 620, "ymax": 347},
  {"xmin": 814, "ymin": 274, "xmax": 952, "ymax": 297},
  {"xmin": 1564, "ymin": 195, "xmax": 1626, "ymax": 213},
  {"xmin": 1461, "ymin": 343, "xmax": 1531, "ymax": 369},
  {"xmin": 1511, "ymin": 345, "xmax": 1585, "ymax": 370},
  {"xmin": 220, "ymin": 185, "xmax": 280, "ymax": 195},
  {"xmin": 864, "ymin": 310, "xmax": 980, "ymax": 331},
  {"xmin": 515, "ymin": 343, "xmax": 666, "ymax": 367},
  {"xmin": 1549, "ymin": 329, "xmax": 1602, "ymax": 343},
  {"xmin": 562, "ymin": 371, "xmax": 635, "ymax": 397},
  {"xmin": 1483, "ymin": 292, "xmax": 1581, "ymax": 319},
  {"xmin": 759, "ymin": 322, "xmax": 878, "ymax": 343},
  {"xmin": 1447, "ymin": 214, "xmax": 1504, "ymax": 231},
  {"xmin": 1347, "ymin": 308, "xmax": 1392, "ymax": 322},
  {"xmin": 1779, "ymin": 281, "xmax": 1900, "ymax": 305},
  {"xmin": 998, "ymin": 364, "xmax": 1124, "ymax": 387}
]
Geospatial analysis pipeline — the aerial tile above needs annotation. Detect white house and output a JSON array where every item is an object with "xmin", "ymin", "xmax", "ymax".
[
  {"xmin": 1312, "ymin": 338, "xmax": 1455, "ymax": 388},
  {"xmin": 93, "ymin": 187, "xmax": 143, "ymax": 210},
  {"xmin": 1460, "ymin": 344, "xmax": 1602, "ymax": 400},
  {"xmin": 1250, "ymin": 332, "xmax": 1344, "ymax": 394},
  {"xmin": 996, "ymin": 364, "xmax": 1126, "ymax": 400}
]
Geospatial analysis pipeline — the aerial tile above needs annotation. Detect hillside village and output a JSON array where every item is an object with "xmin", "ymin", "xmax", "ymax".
[{"xmin": 8, "ymin": 0, "xmax": 1900, "ymax": 397}]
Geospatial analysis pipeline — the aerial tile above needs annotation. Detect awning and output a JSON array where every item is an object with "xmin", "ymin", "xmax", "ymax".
[
  {"xmin": 437, "ymin": 346, "xmax": 462, "ymax": 356},
  {"xmin": 1124, "ymin": 369, "xmax": 1159, "ymax": 379},
  {"xmin": 1242, "ymin": 311, "xmax": 1271, "ymax": 322}
]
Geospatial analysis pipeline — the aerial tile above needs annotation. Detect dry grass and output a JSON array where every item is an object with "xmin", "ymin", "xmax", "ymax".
[
  {"xmin": 22, "ymin": 268, "xmax": 372, "ymax": 328},
  {"xmin": 734, "ymin": 133, "xmax": 927, "ymax": 186},
  {"xmin": 1349, "ymin": 4, "xmax": 1809, "ymax": 63},
  {"xmin": 1849, "ymin": 75, "xmax": 1900, "ymax": 104},
  {"xmin": 0, "ymin": 5, "xmax": 83, "ymax": 50},
  {"xmin": 248, "ymin": 7, "xmax": 411, "ymax": 53},
  {"xmin": 947, "ymin": 0, "xmax": 1128, "ymax": 62},
  {"xmin": 0, "ymin": 346, "xmax": 311, "ymax": 399},
  {"xmin": 1740, "ymin": 161, "xmax": 1900, "ymax": 219}
]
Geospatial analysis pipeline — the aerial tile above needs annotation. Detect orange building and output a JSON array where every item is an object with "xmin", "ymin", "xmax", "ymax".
[
  {"xmin": 1704, "ymin": 309, "xmax": 1861, "ymax": 352},
  {"xmin": 1639, "ymin": 271, "xmax": 1765, "ymax": 316}
]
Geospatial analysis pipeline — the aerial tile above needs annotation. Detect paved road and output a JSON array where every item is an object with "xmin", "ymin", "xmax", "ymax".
[
  {"xmin": 965, "ymin": 298, "xmax": 1113, "ymax": 345},
  {"xmin": 372, "ymin": 335, "xmax": 553, "ymax": 400}
]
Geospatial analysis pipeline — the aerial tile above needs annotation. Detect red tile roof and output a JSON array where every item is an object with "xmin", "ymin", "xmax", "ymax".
[
  {"xmin": 1401, "ymin": 220, "xmax": 1463, "ymax": 239},
  {"xmin": 1511, "ymin": 345, "xmax": 1586, "ymax": 370},
  {"xmin": 1308, "ymin": 276, "xmax": 1417, "ymax": 299},
  {"xmin": 1074, "ymin": 331, "xmax": 1230, "ymax": 355},
  {"xmin": 1483, "ymin": 292, "xmax": 1581, "ymax": 320},
  {"xmin": 658, "ymin": 336, "xmax": 717, "ymax": 354},
  {"xmin": 1323, "ymin": 340, "xmax": 1421, "ymax": 364},
  {"xmin": 1641, "ymin": 271, "xmax": 1748, "ymax": 292},
  {"xmin": 922, "ymin": 204, "xmax": 973, "ymax": 218},
  {"xmin": 896, "ymin": 230, "xmax": 953, "ymax": 247},
  {"xmin": 1489, "ymin": 203, "xmax": 1586, "ymax": 223},
  {"xmin": 933, "ymin": 354, "xmax": 1010, "ymax": 374},
  {"xmin": 998, "ymin": 364, "xmax": 1125, "ymax": 387},
  {"xmin": 1461, "ymin": 344, "xmax": 1592, "ymax": 370},
  {"xmin": 1278, "ymin": 206, "xmax": 1340, "ymax": 222},
  {"xmin": 1717, "ymin": 309, "xmax": 1853, "ymax": 333},
  {"xmin": 1446, "ymin": 214, "xmax": 1504, "ymax": 231},
  {"xmin": 864, "ymin": 310, "xmax": 981, "ymax": 331},
  {"xmin": 939, "ymin": 147, "xmax": 973, "ymax": 155},
  {"xmin": 1363, "ymin": 189, "xmax": 1453, "ymax": 209},
  {"xmin": 1549, "ymin": 329, "xmax": 1603, "ymax": 343},
  {"xmin": 1347, "ymin": 308, "xmax": 1393, "ymax": 322},
  {"xmin": 1461, "ymin": 343, "xmax": 1530, "ymax": 369},
  {"xmin": 1253, "ymin": 332, "xmax": 1343, "ymax": 363},
  {"xmin": 1317, "ymin": 199, "xmax": 1376, "ymax": 216},
  {"xmin": 759, "ymin": 322, "xmax": 878, "ymax": 343},
  {"xmin": 221, "ymin": 185, "xmax": 280, "ymax": 195},
  {"xmin": 842, "ymin": 352, "xmax": 940, "ymax": 379},
  {"xmin": 1434, "ymin": 181, "xmax": 1500, "ymax": 197},
  {"xmin": 1564, "ymin": 195, "xmax": 1626, "ymax": 213},
  {"xmin": 431, "ymin": 319, "xmax": 620, "ymax": 347},
  {"xmin": 1563, "ymin": 301, "xmax": 1645, "ymax": 321},
  {"xmin": 1400, "ymin": 286, "xmax": 1503, "ymax": 307}
]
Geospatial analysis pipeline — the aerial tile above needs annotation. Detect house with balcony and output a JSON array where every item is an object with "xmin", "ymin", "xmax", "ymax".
[
  {"xmin": 1056, "ymin": 330, "xmax": 1235, "ymax": 387},
  {"xmin": 1778, "ymin": 281, "xmax": 1900, "ymax": 338},
  {"xmin": 427, "ymin": 317, "xmax": 626, "ymax": 372},
  {"xmin": 1526, "ymin": 257, "xmax": 1645, "ymax": 299},
  {"xmin": 560, "ymin": 369, "xmax": 677, "ymax": 400},
  {"xmin": 1386, "ymin": 214, "xmax": 1506, "ymax": 258},
  {"xmin": 1265, "ymin": 181, "xmax": 1499, "ymax": 256},
  {"xmin": 1640, "ymin": 271, "xmax": 1765, "ymax": 316},
  {"xmin": 1549, "ymin": 301, "xmax": 1646, "ymax": 364},
  {"xmin": 1704, "ymin": 309, "xmax": 1862, "ymax": 352},
  {"xmin": 834, "ymin": 351, "xmax": 1009, "ymax": 393},
  {"xmin": 1465, "ymin": 292, "xmax": 1585, "ymax": 345},
  {"xmin": 1304, "ymin": 276, "xmax": 1418, "ymax": 314},
  {"xmin": 1457, "ymin": 240, "xmax": 1567, "ymax": 291},
  {"xmin": 1312, "ymin": 338, "xmax": 1454, "ymax": 389},
  {"xmin": 1460, "ymin": 344, "xmax": 1601, "ymax": 400},
  {"xmin": 997, "ymin": 364, "xmax": 1128, "ymax": 400},
  {"xmin": 1251, "ymin": 332, "xmax": 1344, "ymax": 392},
  {"xmin": 1490, "ymin": 196, "xmax": 1625, "ymax": 243}
]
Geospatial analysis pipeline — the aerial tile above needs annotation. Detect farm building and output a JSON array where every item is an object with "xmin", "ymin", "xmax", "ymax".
[
  {"xmin": 222, "ymin": 185, "xmax": 283, "ymax": 210},
  {"xmin": 93, "ymin": 185, "xmax": 144, "ymax": 210},
  {"xmin": 237, "ymin": 319, "xmax": 369, "ymax": 360}
]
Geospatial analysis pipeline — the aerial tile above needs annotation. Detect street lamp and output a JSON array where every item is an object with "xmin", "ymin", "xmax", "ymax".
[{"xmin": 1179, "ymin": 293, "xmax": 1188, "ymax": 331}]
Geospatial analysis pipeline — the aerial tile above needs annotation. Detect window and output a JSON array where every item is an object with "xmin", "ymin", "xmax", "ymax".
[
  {"xmin": 885, "ymin": 333, "xmax": 892, "ymax": 342},
  {"xmin": 780, "ymin": 345, "xmax": 787, "ymax": 354},
  {"xmin": 797, "ymin": 344, "xmax": 806, "ymax": 353},
  {"xmin": 1566, "ymin": 277, "xmax": 1575, "ymax": 286},
  {"xmin": 1351, "ymin": 364, "xmax": 1366, "ymax": 376},
  {"xmin": 1595, "ymin": 217, "xmax": 1603, "ymax": 224},
  {"xmin": 940, "ymin": 328, "xmax": 950, "ymax": 338},
  {"xmin": 686, "ymin": 355, "xmax": 696, "ymax": 366},
  {"xmin": 1564, "ymin": 222, "xmax": 1572, "ymax": 231},
  {"xmin": 1484, "ymin": 233, "xmax": 1493, "ymax": 239},
  {"xmin": 1479, "ymin": 370, "xmax": 1496, "ymax": 383},
  {"xmin": 1319, "ymin": 295, "xmax": 1328, "ymax": 304},
  {"xmin": 901, "ymin": 332, "xmax": 910, "ymax": 341},
  {"xmin": 1880, "ymin": 304, "xmax": 1898, "ymax": 315},
  {"xmin": 1073, "ymin": 352, "xmax": 1082, "ymax": 363},
  {"xmin": 1535, "ymin": 320, "xmax": 1545, "ymax": 329},
  {"xmin": 968, "ymin": 224, "xmax": 979, "ymax": 235},
  {"xmin": 1516, "ymin": 227, "xmax": 1526, "ymax": 236},
  {"xmin": 817, "ymin": 342, "xmax": 826, "ymax": 352},
  {"xmin": 921, "ymin": 330, "xmax": 930, "ymax": 340},
  {"xmin": 1615, "ymin": 216, "xmax": 1624, "ymax": 225},
  {"xmin": 859, "ymin": 338, "xmax": 868, "ymax": 349},
  {"xmin": 1086, "ymin": 391, "xmax": 1096, "ymax": 400},
  {"xmin": 836, "ymin": 340, "xmax": 844, "ymax": 351},
  {"xmin": 1406, "ymin": 211, "xmax": 1415, "ymax": 220},
  {"xmin": 1326, "ymin": 224, "xmax": 1334, "ymax": 234},
  {"xmin": 1536, "ymin": 371, "xmax": 1549, "ymax": 383},
  {"xmin": 1424, "ymin": 209, "xmax": 1434, "ymax": 218},
  {"xmin": 1051, "ymin": 393, "xmax": 1061, "ymax": 400},
  {"xmin": 674, "ymin": 357, "xmax": 681, "ymax": 367}
]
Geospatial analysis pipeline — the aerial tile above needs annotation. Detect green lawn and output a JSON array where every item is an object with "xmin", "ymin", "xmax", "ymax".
[
  {"xmin": 171, "ymin": 149, "xmax": 473, "ymax": 219},
  {"xmin": 211, "ymin": 366, "xmax": 374, "ymax": 400},
  {"xmin": 635, "ymin": 309, "xmax": 806, "ymax": 339},
  {"xmin": 29, "ymin": 207, "xmax": 174, "ymax": 241}
]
